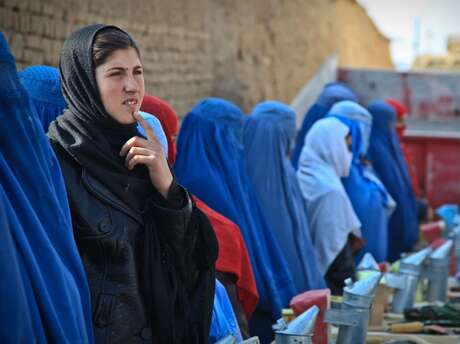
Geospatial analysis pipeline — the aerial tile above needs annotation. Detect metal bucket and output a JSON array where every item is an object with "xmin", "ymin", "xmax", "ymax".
[
  {"xmin": 386, "ymin": 247, "xmax": 432, "ymax": 313},
  {"xmin": 274, "ymin": 305, "xmax": 319, "ymax": 344},
  {"xmin": 325, "ymin": 272, "xmax": 381, "ymax": 344},
  {"xmin": 424, "ymin": 240, "xmax": 453, "ymax": 302},
  {"xmin": 453, "ymin": 226, "xmax": 460, "ymax": 275}
]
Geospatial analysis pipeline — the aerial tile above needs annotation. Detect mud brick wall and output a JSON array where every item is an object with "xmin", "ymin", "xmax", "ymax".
[
  {"xmin": 1, "ymin": 0, "xmax": 212, "ymax": 116},
  {"xmin": 1, "ymin": 0, "xmax": 392, "ymax": 115},
  {"xmin": 208, "ymin": 0, "xmax": 337, "ymax": 111},
  {"xmin": 335, "ymin": 0, "xmax": 393, "ymax": 69}
]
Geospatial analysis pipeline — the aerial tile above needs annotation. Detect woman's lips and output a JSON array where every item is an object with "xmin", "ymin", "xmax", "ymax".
[{"xmin": 123, "ymin": 99, "xmax": 138, "ymax": 111}]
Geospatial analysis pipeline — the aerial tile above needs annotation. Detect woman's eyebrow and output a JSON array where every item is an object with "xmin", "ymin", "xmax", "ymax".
[
  {"xmin": 106, "ymin": 66, "xmax": 127, "ymax": 72},
  {"xmin": 106, "ymin": 65, "xmax": 143, "ymax": 72}
]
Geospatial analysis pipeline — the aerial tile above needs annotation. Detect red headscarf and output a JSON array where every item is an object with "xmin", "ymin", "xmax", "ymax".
[
  {"xmin": 141, "ymin": 94, "xmax": 259, "ymax": 318},
  {"xmin": 386, "ymin": 98, "xmax": 407, "ymax": 139},
  {"xmin": 141, "ymin": 95, "xmax": 179, "ymax": 164},
  {"xmin": 385, "ymin": 98, "xmax": 421, "ymax": 197}
]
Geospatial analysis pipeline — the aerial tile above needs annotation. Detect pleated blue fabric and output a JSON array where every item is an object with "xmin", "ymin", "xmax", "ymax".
[
  {"xmin": 0, "ymin": 32, "xmax": 93, "ymax": 342},
  {"xmin": 243, "ymin": 101, "xmax": 325, "ymax": 292},
  {"xmin": 367, "ymin": 101, "xmax": 419, "ymax": 261},
  {"xmin": 174, "ymin": 97, "xmax": 297, "ymax": 342}
]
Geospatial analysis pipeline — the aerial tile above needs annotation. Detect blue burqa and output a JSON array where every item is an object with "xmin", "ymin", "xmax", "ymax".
[
  {"xmin": 0, "ymin": 32, "xmax": 93, "ymax": 342},
  {"xmin": 367, "ymin": 101, "xmax": 419, "ymax": 262},
  {"xmin": 291, "ymin": 82, "xmax": 358, "ymax": 168},
  {"xmin": 174, "ymin": 97, "xmax": 296, "ymax": 343},
  {"xmin": 326, "ymin": 101, "xmax": 392, "ymax": 262},
  {"xmin": 209, "ymin": 279, "xmax": 243, "ymax": 343},
  {"xmin": 18, "ymin": 65, "xmax": 67, "ymax": 132},
  {"xmin": 243, "ymin": 101, "xmax": 325, "ymax": 292}
]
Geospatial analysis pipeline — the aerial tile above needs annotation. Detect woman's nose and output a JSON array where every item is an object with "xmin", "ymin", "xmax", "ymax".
[{"xmin": 124, "ymin": 75, "xmax": 138, "ymax": 93}]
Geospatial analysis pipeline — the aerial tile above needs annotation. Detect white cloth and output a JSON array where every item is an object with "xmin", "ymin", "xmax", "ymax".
[{"xmin": 297, "ymin": 117, "xmax": 361, "ymax": 275}]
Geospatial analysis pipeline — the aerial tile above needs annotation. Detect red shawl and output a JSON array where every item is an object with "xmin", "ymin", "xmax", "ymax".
[{"xmin": 193, "ymin": 197, "xmax": 259, "ymax": 318}]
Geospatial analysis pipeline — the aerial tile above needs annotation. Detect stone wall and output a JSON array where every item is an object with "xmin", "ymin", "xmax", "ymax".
[{"xmin": 1, "ymin": 0, "xmax": 392, "ymax": 115}]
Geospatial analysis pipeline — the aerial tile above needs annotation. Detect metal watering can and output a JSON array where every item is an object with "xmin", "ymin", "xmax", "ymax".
[
  {"xmin": 453, "ymin": 225, "xmax": 460, "ymax": 276},
  {"xmin": 424, "ymin": 239, "xmax": 453, "ymax": 302},
  {"xmin": 273, "ymin": 305, "xmax": 319, "ymax": 344},
  {"xmin": 385, "ymin": 247, "xmax": 432, "ymax": 313},
  {"xmin": 356, "ymin": 253, "xmax": 380, "ymax": 272},
  {"xmin": 325, "ymin": 272, "xmax": 382, "ymax": 344}
]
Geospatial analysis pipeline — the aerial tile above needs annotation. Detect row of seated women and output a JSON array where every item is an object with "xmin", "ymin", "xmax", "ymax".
[{"xmin": 1, "ymin": 24, "xmax": 420, "ymax": 344}]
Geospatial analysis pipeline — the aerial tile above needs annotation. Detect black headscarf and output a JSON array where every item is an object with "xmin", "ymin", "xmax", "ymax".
[{"xmin": 48, "ymin": 24, "xmax": 154, "ymax": 211}]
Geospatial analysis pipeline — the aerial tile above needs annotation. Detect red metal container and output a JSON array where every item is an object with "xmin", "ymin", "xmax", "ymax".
[
  {"xmin": 420, "ymin": 221, "xmax": 444, "ymax": 244},
  {"xmin": 403, "ymin": 134, "xmax": 460, "ymax": 208},
  {"xmin": 289, "ymin": 289, "xmax": 330, "ymax": 344}
]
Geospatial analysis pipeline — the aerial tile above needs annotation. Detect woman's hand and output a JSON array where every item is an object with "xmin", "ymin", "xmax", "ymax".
[{"xmin": 120, "ymin": 111, "xmax": 173, "ymax": 198}]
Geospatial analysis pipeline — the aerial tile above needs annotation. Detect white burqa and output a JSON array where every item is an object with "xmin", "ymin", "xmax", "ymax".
[{"xmin": 297, "ymin": 117, "xmax": 361, "ymax": 275}]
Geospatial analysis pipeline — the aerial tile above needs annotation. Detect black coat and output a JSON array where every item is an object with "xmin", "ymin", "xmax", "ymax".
[{"xmin": 52, "ymin": 143, "xmax": 217, "ymax": 343}]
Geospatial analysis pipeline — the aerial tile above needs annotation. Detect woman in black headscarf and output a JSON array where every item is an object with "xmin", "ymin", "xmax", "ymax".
[{"xmin": 48, "ymin": 24, "xmax": 217, "ymax": 343}]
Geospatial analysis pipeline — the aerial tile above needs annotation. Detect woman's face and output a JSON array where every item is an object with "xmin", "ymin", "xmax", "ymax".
[
  {"xmin": 345, "ymin": 133, "xmax": 353, "ymax": 152},
  {"xmin": 95, "ymin": 48, "xmax": 145, "ymax": 124}
]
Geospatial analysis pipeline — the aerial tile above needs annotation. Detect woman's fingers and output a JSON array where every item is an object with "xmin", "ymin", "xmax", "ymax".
[
  {"xmin": 119, "ymin": 113, "xmax": 167, "ymax": 172},
  {"xmin": 119, "ymin": 112, "xmax": 164, "ymax": 158},
  {"xmin": 124, "ymin": 146, "xmax": 153, "ymax": 168},
  {"xmin": 120, "ymin": 136, "xmax": 138, "ymax": 157},
  {"xmin": 120, "ymin": 136, "xmax": 149, "ymax": 157},
  {"xmin": 127, "ymin": 154, "xmax": 156, "ymax": 171}
]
